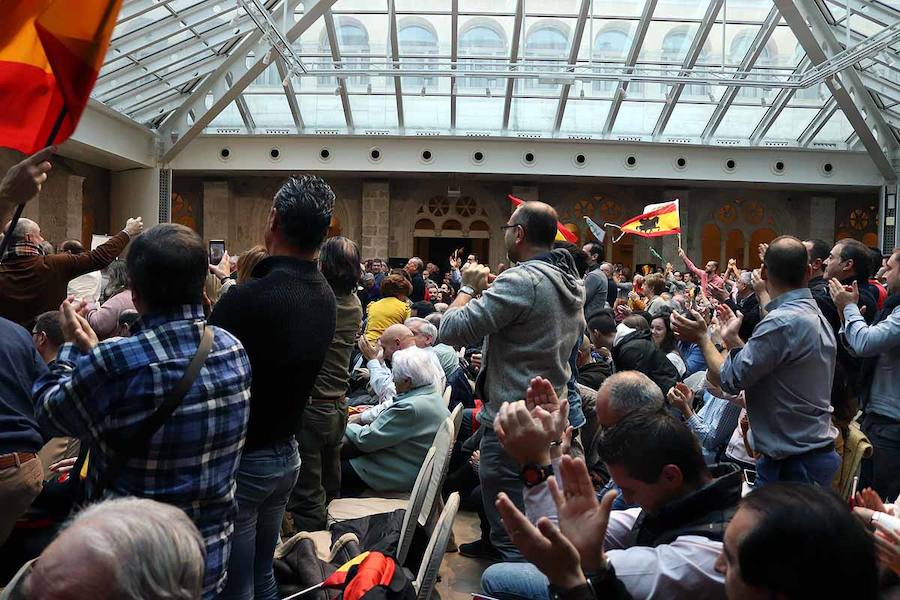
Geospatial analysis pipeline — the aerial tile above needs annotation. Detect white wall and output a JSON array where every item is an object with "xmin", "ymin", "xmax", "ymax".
[{"xmin": 111, "ymin": 167, "xmax": 161, "ymax": 232}]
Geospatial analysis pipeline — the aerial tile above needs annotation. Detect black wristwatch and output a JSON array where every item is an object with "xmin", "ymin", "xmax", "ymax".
[{"xmin": 520, "ymin": 463, "xmax": 553, "ymax": 488}]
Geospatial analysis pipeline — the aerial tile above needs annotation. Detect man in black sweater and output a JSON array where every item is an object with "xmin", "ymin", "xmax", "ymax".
[
  {"xmin": 405, "ymin": 256, "xmax": 426, "ymax": 302},
  {"xmin": 210, "ymin": 175, "xmax": 336, "ymax": 599}
]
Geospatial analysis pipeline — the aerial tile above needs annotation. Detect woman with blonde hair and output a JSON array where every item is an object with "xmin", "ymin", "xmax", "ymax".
[{"xmin": 363, "ymin": 273, "xmax": 412, "ymax": 342}]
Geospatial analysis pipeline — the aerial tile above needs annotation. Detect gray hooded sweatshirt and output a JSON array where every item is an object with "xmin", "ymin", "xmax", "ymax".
[{"xmin": 439, "ymin": 249, "xmax": 586, "ymax": 427}]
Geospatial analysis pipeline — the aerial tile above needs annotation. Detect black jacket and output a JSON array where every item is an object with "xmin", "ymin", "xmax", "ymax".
[
  {"xmin": 409, "ymin": 272, "xmax": 426, "ymax": 302},
  {"xmin": 577, "ymin": 361, "xmax": 612, "ymax": 391},
  {"xmin": 612, "ymin": 329, "xmax": 679, "ymax": 395},
  {"xmin": 209, "ymin": 256, "xmax": 336, "ymax": 450}
]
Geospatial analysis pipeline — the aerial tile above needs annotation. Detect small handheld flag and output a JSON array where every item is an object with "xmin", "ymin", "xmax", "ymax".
[
  {"xmin": 607, "ymin": 200, "xmax": 681, "ymax": 242},
  {"xmin": 583, "ymin": 216, "xmax": 606, "ymax": 243},
  {"xmin": 508, "ymin": 195, "xmax": 578, "ymax": 243}
]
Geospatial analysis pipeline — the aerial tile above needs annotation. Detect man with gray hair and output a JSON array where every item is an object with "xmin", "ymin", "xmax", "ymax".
[
  {"xmin": 2, "ymin": 497, "xmax": 205, "ymax": 600},
  {"xmin": 0, "ymin": 215, "xmax": 142, "ymax": 327},
  {"xmin": 406, "ymin": 316, "xmax": 460, "ymax": 379},
  {"xmin": 596, "ymin": 371, "xmax": 665, "ymax": 428}
]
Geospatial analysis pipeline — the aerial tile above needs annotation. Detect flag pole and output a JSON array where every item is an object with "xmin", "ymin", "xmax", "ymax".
[
  {"xmin": 281, "ymin": 582, "xmax": 325, "ymax": 600},
  {"xmin": 0, "ymin": 106, "xmax": 67, "ymax": 262}
]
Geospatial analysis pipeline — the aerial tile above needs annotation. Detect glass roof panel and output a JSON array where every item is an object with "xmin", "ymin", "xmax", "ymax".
[
  {"xmin": 611, "ymin": 101, "xmax": 665, "ymax": 134},
  {"xmin": 715, "ymin": 105, "xmax": 768, "ymax": 138},
  {"xmin": 209, "ymin": 100, "xmax": 244, "ymax": 128},
  {"xmin": 244, "ymin": 94, "xmax": 295, "ymax": 128},
  {"xmin": 403, "ymin": 95, "xmax": 451, "ymax": 129},
  {"xmin": 664, "ymin": 103, "xmax": 718, "ymax": 137},
  {"xmin": 458, "ymin": 0, "xmax": 517, "ymax": 14},
  {"xmin": 812, "ymin": 109, "xmax": 855, "ymax": 143},
  {"xmin": 509, "ymin": 97, "xmax": 558, "ymax": 132},
  {"xmin": 638, "ymin": 22, "xmax": 699, "ymax": 64},
  {"xmin": 766, "ymin": 107, "xmax": 820, "ymax": 140},
  {"xmin": 297, "ymin": 94, "xmax": 348, "ymax": 129},
  {"xmin": 457, "ymin": 96, "xmax": 505, "ymax": 130},
  {"xmin": 558, "ymin": 98, "xmax": 612, "ymax": 134},
  {"xmin": 653, "ymin": 0, "xmax": 720, "ymax": 21},
  {"xmin": 349, "ymin": 93, "xmax": 399, "ymax": 129}
]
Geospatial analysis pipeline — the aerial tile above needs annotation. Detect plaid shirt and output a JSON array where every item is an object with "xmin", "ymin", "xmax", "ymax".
[{"xmin": 33, "ymin": 305, "xmax": 251, "ymax": 599}]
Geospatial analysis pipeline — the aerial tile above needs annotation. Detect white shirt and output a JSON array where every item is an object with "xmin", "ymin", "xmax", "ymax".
[{"xmin": 524, "ymin": 467, "xmax": 725, "ymax": 599}]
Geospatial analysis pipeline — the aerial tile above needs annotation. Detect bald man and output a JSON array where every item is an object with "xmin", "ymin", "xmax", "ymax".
[
  {"xmin": 0, "ymin": 216, "xmax": 142, "ymax": 327},
  {"xmin": 673, "ymin": 235, "xmax": 838, "ymax": 488},
  {"xmin": 440, "ymin": 200, "xmax": 585, "ymax": 559},
  {"xmin": 355, "ymin": 324, "xmax": 445, "ymax": 426}
]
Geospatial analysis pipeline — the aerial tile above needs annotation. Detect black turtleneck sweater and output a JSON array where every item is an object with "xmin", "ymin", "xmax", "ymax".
[{"xmin": 209, "ymin": 256, "xmax": 336, "ymax": 450}]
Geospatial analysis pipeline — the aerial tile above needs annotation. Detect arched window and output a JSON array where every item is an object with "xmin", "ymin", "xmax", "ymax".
[
  {"xmin": 524, "ymin": 25, "xmax": 569, "ymax": 90},
  {"xmin": 749, "ymin": 228, "xmax": 777, "ymax": 268},
  {"xmin": 661, "ymin": 28, "xmax": 707, "ymax": 97},
  {"xmin": 593, "ymin": 29, "xmax": 628, "ymax": 94},
  {"xmin": 725, "ymin": 229, "xmax": 745, "ymax": 268},
  {"xmin": 731, "ymin": 31, "xmax": 772, "ymax": 99},
  {"xmin": 459, "ymin": 24, "xmax": 506, "ymax": 90},
  {"xmin": 399, "ymin": 23, "xmax": 439, "ymax": 88},
  {"xmin": 318, "ymin": 20, "xmax": 370, "ymax": 87}
]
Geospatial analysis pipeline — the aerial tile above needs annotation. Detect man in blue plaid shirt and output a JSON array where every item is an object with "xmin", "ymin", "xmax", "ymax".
[{"xmin": 33, "ymin": 224, "xmax": 251, "ymax": 599}]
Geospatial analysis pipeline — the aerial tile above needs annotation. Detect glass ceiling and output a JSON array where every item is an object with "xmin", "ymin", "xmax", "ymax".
[{"xmin": 95, "ymin": 0, "xmax": 900, "ymax": 152}]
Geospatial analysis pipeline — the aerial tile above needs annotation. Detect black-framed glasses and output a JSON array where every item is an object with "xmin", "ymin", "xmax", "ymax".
[{"xmin": 500, "ymin": 223, "xmax": 521, "ymax": 231}]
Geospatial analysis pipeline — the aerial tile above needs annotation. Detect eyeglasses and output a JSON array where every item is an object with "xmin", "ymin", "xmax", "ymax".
[{"xmin": 500, "ymin": 223, "xmax": 521, "ymax": 231}]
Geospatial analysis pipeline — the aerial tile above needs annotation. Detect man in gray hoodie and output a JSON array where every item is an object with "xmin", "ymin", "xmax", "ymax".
[{"xmin": 439, "ymin": 201, "xmax": 585, "ymax": 560}]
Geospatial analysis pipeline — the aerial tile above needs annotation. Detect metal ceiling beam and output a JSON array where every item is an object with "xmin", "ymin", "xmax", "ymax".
[
  {"xmin": 775, "ymin": 0, "xmax": 897, "ymax": 180},
  {"xmin": 159, "ymin": 0, "xmax": 330, "ymax": 163},
  {"xmin": 799, "ymin": 96, "xmax": 838, "ymax": 145},
  {"xmin": 275, "ymin": 57, "xmax": 304, "ymax": 130},
  {"xmin": 701, "ymin": 5, "xmax": 781, "ymax": 142},
  {"xmin": 553, "ymin": 0, "xmax": 592, "ymax": 132},
  {"xmin": 603, "ymin": 0, "xmax": 658, "ymax": 135},
  {"xmin": 450, "ymin": 0, "xmax": 459, "ymax": 130},
  {"xmin": 323, "ymin": 8, "xmax": 354, "ymax": 131},
  {"xmin": 652, "ymin": 0, "xmax": 724, "ymax": 137},
  {"xmin": 100, "ymin": 53, "xmax": 229, "ymax": 107},
  {"xmin": 751, "ymin": 57, "xmax": 811, "ymax": 144},
  {"xmin": 233, "ymin": 89, "xmax": 257, "ymax": 133},
  {"xmin": 501, "ymin": 0, "xmax": 525, "ymax": 131},
  {"xmin": 388, "ymin": 0, "xmax": 404, "ymax": 129}
]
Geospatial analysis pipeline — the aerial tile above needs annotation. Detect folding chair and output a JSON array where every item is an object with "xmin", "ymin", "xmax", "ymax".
[{"xmin": 411, "ymin": 492, "xmax": 460, "ymax": 600}]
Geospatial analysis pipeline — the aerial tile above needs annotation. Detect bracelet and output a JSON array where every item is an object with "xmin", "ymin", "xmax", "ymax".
[
  {"xmin": 459, "ymin": 285, "xmax": 475, "ymax": 296},
  {"xmin": 549, "ymin": 439, "xmax": 563, "ymax": 447}
]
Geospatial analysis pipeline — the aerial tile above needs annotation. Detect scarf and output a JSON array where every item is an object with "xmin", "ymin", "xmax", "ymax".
[{"xmin": 1, "ymin": 240, "xmax": 45, "ymax": 262}]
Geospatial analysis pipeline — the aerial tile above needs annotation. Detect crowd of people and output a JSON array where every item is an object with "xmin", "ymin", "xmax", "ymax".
[{"xmin": 0, "ymin": 146, "xmax": 899, "ymax": 600}]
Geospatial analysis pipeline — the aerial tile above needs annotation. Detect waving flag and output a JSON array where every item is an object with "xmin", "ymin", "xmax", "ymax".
[
  {"xmin": 508, "ymin": 195, "xmax": 578, "ymax": 243},
  {"xmin": 0, "ymin": 0, "xmax": 122, "ymax": 154},
  {"xmin": 583, "ymin": 216, "xmax": 606, "ymax": 243},
  {"xmin": 619, "ymin": 200, "xmax": 681, "ymax": 238}
]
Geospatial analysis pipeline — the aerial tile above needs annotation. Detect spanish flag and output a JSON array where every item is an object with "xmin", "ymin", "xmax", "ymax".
[
  {"xmin": 508, "ymin": 195, "xmax": 578, "ymax": 243},
  {"xmin": 619, "ymin": 200, "xmax": 681, "ymax": 238},
  {"xmin": 0, "ymin": 0, "xmax": 122, "ymax": 154}
]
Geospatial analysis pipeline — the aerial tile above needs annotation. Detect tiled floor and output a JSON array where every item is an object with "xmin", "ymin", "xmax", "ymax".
[{"xmin": 435, "ymin": 510, "xmax": 494, "ymax": 600}]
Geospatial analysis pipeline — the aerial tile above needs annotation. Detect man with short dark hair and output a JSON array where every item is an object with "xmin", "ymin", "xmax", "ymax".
[
  {"xmin": 673, "ymin": 235, "xmax": 839, "ymax": 487},
  {"xmin": 287, "ymin": 236, "xmax": 363, "ymax": 533},
  {"xmin": 482, "ymin": 404, "xmax": 741, "ymax": 600},
  {"xmin": 588, "ymin": 308, "xmax": 678, "ymax": 397},
  {"xmin": 582, "ymin": 242, "xmax": 608, "ymax": 320},
  {"xmin": 678, "ymin": 246, "xmax": 723, "ymax": 294},
  {"xmin": 803, "ymin": 238, "xmax": 831, "ymax": 298},
  {"xmin": 440, "ymin": 200, "xmax": 585, "ymax": 560},
  {"xmin": 33, "ymin": 223, "xmax": 252, "ymax": 599},
  {"xmin": 405, "ymin": 256, "xmax": 426, "ymax": 302},
  {"xmin": 0, "ymin": 216, "xmax": 142, "ymax": 327},
  {"xmin": 209, "ymin": 175, "xmax": 336, "ymax": 599},
  {"xmin": 31, "ymin": 310, "xmax": 64, "ymax": 364}
]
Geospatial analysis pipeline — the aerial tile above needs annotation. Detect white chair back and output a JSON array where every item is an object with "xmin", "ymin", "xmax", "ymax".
[
  {"xmin": 441, "ymin": 386, "xmax": 452, "ymax": 407},
  {"xmin": 414, "ymin": 492, "xmax": 460, "ymax": 600},
  {"xmin": 449, "ymin": 403, "xmax": 464, "ymax": 445},
  {"xmin": 419, "ymin": 417, "xmax": 454, "ymax": 527},
  {"xmin": 397, "ymin": 446, "xmax": 436, "ymax": 565}
]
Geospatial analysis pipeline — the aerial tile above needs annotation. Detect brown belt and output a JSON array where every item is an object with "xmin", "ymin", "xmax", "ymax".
[
  {"xmin": 0, "ymin": 452, "xmax": 38, "ymax": 470},
  {"xmin": 308, "ymin": 396, "xmax": 346, "ymax": 405}
]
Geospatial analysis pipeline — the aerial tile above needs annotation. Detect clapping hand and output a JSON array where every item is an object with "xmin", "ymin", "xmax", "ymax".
[
  {"xmin": 60, "ymin": 297, "xmax": 98, "ymax": 352},
  {"xmin": 714, "ymin": 304, "xmax": 744, "ymax": 348},
  {"xmin": 757, "ymin": 243, "xmax": 769, "ymax": 264},
  {"xmin": 670, "ymin": 308, "xmax": 707, "ymax": 343},
  {"xmin": 124, "ymin": 217, "xmax": 144, "ymax": 238},
  {"xmin": 496, "ymin": 491, "xmax": 586, "ymax": 591},
  {"xmin": 461, "ymin": 261, "xmax": 491, "ymax": 295},
  {"xmin": 667, "ymin": 382, "xmax": 694, "ymax": 417},
  {"xmin": 494, "ymin": 396, "xmax": 569, "ymax": 467},
  {"xmin": 357, "ymin": 337, "xmax": 381, "ymax": 362},
  {"xmin": 856, "ymin": 488, "xmax": 889, "ymax": 514}
]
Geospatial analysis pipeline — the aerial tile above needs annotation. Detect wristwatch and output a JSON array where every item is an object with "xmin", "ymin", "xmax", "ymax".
[
  {"xmin": 459, "ymin": 285, "xmax": 476, "ymax": 296},
  {"xmin": 520, "ymin": 463, "xmax": 553, "ymax": 488}
]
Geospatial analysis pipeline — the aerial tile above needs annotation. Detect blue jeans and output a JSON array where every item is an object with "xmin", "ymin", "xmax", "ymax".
[
  {"xmin": 861, "ymin": 413, "xmax": 900, "ymax": 501},
  {"xmin": 481, "ymin": 562, "xmax": 549, "ymax": 600},
  {"xmin": 220, "ymin": 439, "xmax": 301, "ymax": 600},
  {"xmin": 756, "ymin": 447, "xmax": 840, "ymax": 488},
  {"xmin": 479, "ymin": 427, "xmax": 525, "ymax": 561}
]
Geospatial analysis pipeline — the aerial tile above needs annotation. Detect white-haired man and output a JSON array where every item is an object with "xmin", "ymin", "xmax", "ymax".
[{"xmin": 406, "ymin": 316, "xmax": 460, "ymax": 379}]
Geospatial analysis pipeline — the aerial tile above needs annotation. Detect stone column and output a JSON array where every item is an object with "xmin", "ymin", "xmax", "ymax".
[
  {"xmin": 809, "ymin": 196, "xmax": 836, "ymax": 242},
  {"xmin": 111, "ymin": 167, "xmax": 160, "ymax": 231},
  {"xmin": 202, "ymin": 181, "xmax": 230, "ymax": 244},
  {"xmin": 361, "ymin": 181, "xmax": 390, "ymax": 260}
]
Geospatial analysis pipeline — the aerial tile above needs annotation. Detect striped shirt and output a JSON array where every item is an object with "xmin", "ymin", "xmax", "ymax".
[{"xmin": 33, "ymin": 305, "xmax": 251, "ymax": 598}]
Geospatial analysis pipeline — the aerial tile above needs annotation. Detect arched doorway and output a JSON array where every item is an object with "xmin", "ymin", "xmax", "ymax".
[{"xmin": 413, "ymin": 197, "xmax": 492, "ymax": 268}]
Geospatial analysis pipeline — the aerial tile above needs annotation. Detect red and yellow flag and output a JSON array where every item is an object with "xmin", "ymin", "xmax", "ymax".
[
  {"xmin": 620, "ymin": 200, "xmax": 681, "ymax": 238},
  {"xmin": 0, "ymin": 0, "xmax": 122, "ymax": 153},
  {"xmin": 508, "ymin": 195, "xmax": 578, "ymax": 243}
]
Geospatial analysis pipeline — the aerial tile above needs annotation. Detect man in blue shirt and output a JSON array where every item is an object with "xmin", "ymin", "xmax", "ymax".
[
  {"xmin": 33, "ymin": 224, "xmax": 252, "ymax": 599},
  {"xmin": 673, "ymin": 236, "xmax": 838, "ymax": 488}
]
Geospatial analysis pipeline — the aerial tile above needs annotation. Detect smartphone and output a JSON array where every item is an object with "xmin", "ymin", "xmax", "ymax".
[
  {"xmin": 743, "ymin": 469, "xmax": 758, "ymax": 487},
  {"xmin": 208, "ymin": 240, "xmax": 225, "ymax": 265}
]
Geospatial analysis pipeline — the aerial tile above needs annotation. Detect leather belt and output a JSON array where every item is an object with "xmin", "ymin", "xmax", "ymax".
[
  {"xmin": 308, "ymin": 396, "xmax": 346, "ymax": 405},
  {"xmin": 0, "ymin": 452, "xmax": 38, "ymax": 470}
]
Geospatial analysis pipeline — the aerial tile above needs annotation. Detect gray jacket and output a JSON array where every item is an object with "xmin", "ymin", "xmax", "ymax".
[
  {"xmin": 841, "ymin": 303, "xmax": 900, "ymax": 420},
  {"xmin": 583, "ymin": 267, "xmax": 609, "ymax": 321},
  {"xmin": 439, "ymin": 249, "xmax": 586, "ymax": 427}
]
